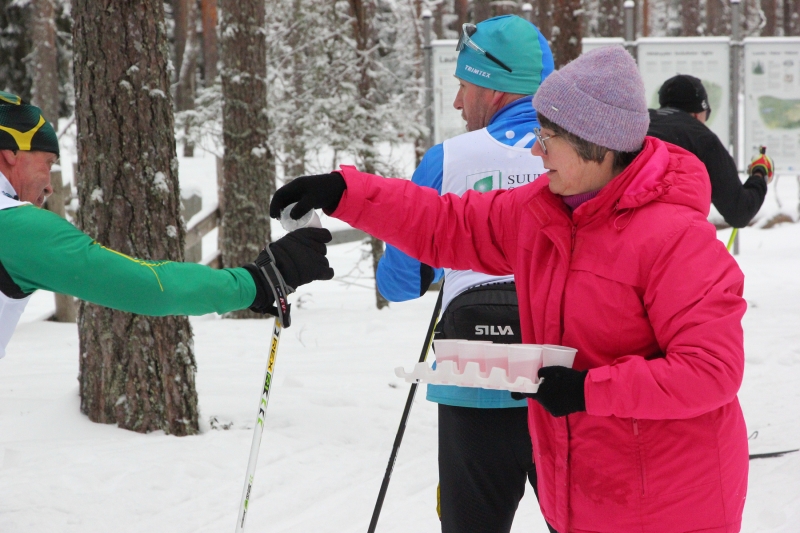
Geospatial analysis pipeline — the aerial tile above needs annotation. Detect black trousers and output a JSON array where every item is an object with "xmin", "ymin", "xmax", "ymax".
[{"xmin": 438, "ymin": 404, "xmax": 557, "ymax": 533}]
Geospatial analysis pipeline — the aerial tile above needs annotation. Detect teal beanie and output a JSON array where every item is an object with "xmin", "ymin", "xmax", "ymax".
[{"xmin": 455, "ymin": 15, "xmax": 554, "ymax": 96}]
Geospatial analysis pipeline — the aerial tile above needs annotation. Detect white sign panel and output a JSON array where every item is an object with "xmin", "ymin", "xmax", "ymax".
[
  {"xmin": 581, "ymin": 37, "xmax": 625, "ymax": 54},
  {"xmin": 637, "ymin": 37, "xmax": 731, "ymax": 148},
  {"xmin": 432, "ymin": 40, "xmax": 466, "ymax": 144},
  {"xmin": 743, "ymin": 37, "xmax": 800, "ymax": 173}
]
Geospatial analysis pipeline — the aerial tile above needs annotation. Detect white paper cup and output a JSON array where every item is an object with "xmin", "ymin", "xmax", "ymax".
[
  {"xmin": 484, "ymin": 344, "xmax": 509, "ymax": 375},
  {"xmin": 457, "ymin": 340, "xmax": 491, "ymax": 373},
  {"xmin": 541, "ymin": 344, "xmax": 578, "ymax": 368},
  {"xmin": 507, "ymin": 344, "xmax": 543, "ymax": 382},
  {"xmin": 433, "ymin": 339, "xmax": 461, "ymax": 369}
]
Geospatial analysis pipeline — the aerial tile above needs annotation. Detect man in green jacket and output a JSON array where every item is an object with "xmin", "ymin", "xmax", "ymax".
[{"xmin": 0, "ymin": 91, "xmax": 333, "ymax": 358}]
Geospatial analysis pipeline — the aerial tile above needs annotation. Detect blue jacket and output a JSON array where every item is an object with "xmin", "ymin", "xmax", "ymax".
[{"xmin": 377, "ymin": 97, "xmax": 542, "ymax": 408}]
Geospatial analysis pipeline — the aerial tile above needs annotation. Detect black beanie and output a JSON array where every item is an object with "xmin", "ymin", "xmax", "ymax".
[
  {"xmin": 658, "ymin": 75, "xmax": 710, "ymax": 116},
  {"xmin": 0, "ymin": 91, "xmax": 60, "ymax": 157}
]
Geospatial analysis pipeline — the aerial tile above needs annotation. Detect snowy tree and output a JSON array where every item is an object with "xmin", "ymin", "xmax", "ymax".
[
  {"xmin": 28, "ymin": 0, "xmax": 76, "ymax": 322},
  {"xmin": 530, "ymin": 0, "xmax": 554, "ymax": 40},
  {"xmin": 1, "ymin": 0, "xmax": 73, "ymax": 117},
  {"xmin": 218, "ymin": 0, "xmax": 273, "ymax": 319},
  {"xmin": 584, "ymin": 0, "xmax": 624, "ymax": 37},
  {"xmin": 200, "ymin": 0, "xmax": 218, "ymax": 82},
  {"xmin": 786, "ymin": 0, "xmax": 800, "ymax": 35},
  {"xmin": 174, "ymin": 0, "xmax": 200, "ymax": 156},
  {"xmin": 73, "ymin": 0, "xmax": 199, "ymax": 435},
  {"xmin": 319, "ymin": 0, "xmax": 426, "ymax": 308},
  {"xmin": 263, "ymin": 0, "xmax": 427, "ymax": 308},
  {"xmin": 257, "ymin": 0, "xmax": 426, "ymax": 309},
  {"xmin": 551, "ymin": 0, "xmax": 582, "ymax": 67},
  {"xmin": 0, "ymin": 0, "xmax": 32, "ymax": 99}
]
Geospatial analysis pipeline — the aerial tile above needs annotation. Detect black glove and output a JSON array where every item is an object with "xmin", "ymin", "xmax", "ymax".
[
  {"xmin": 511, "ymin": 366, "xmax": 588, "ymax": 417},
  {"xmin": 269, "ymin": 173, "xmax": 347, "ymax": 222},
  {"xmin": 244, "ymin": 227, "xmax": 335, "ymax": 315}
]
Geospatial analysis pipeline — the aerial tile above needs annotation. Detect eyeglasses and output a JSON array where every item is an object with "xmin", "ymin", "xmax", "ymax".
[
  {"xmin": 533, "ymin": 127, "xmax": 558, "ymax": 155},
  {"xmin": 456, "ymin": 23, "xmax": 513, "ymax": 73}
]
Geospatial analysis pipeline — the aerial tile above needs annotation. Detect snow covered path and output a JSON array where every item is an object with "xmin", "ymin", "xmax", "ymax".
[{"xmin": 1, "ymin": 224, "xmax": 800, "ymax": 532}]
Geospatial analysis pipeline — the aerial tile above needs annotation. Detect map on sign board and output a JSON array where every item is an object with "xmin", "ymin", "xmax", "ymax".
[
  {"xmin": 432, "ymin": 40, "xmax": 466, "ymax": 144},
  {"xmin": 744, "ymin": 37, "xmax": 800, "ymax": 173},
  {"xmin": 636, "ymin": 37, "xmax": 731, "ymax": 149}
]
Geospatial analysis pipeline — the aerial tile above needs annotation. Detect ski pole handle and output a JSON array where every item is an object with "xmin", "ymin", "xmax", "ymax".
[{"xmin": 235, "ymin": 317, "xmax": 283, "ymax": 532}]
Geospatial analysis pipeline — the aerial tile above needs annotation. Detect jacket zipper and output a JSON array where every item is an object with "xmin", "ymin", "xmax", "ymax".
[
  {"xmin": 570, "ymin": 224, "xmax": 577, "ymax": 252},
  {"xmin": 560, "ymin": 224, "xmax": 578, "ymax": 340},
  {"xmin": 633, "ymin": 419, "xmax": 646, "ymax": 495}
]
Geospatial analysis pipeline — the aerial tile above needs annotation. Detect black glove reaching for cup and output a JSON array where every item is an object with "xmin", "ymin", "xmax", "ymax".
[
  {"xmin": 243, "ymin": 227, "xmax": 334, "ymax": 315},
  {"xmin": 269, "ymin": 173, "xmax": 347, "ymax": 223},
  {"xmin": 511, "ymin": 366, "xmax": 588, "ymax": 417}
]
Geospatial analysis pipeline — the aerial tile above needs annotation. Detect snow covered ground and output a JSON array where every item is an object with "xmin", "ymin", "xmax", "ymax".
[
  {"xmin": 2, "ymin": 150, "xmax": 799, "ymax": 531},
  {"xmin": 3, "ymin": 220, "xmax": 800, "ymax": 532}
]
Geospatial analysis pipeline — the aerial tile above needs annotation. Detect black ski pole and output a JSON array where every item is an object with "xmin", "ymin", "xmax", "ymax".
[
  {"xmin": 367, "ymin": 288, "xmax": 444, "ymax": 533},
  {"xmin": 749, "ymin": 448, "xmax": 799, "ymax": 460}
]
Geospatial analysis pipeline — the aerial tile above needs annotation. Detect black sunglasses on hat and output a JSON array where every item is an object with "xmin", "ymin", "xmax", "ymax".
[{"xmin": 456, "ymin": 23, "xmax": 513, "ymax": 73}]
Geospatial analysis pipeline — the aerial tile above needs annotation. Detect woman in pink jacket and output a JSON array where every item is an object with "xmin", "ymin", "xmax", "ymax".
[{"xmin": 271, "ymin": 47, "xmax": 749, "ymax": 533}]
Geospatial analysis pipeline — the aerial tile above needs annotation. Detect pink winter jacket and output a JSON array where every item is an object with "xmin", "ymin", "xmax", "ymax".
[{"xmin": 331, "ymin": 137, "xmax": 749, "ymax": 533}]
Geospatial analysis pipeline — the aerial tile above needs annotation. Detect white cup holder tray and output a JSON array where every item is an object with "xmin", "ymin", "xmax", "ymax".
[{"xmin": 394, "ymin": 360, "xmax": 540, "ymax": 394}]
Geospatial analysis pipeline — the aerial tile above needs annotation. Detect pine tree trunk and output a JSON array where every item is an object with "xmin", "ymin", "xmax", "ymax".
[
  {"xmin": 30, "ymin": 0, "xmax": 76, "ymax": 323},
  {"xmin": 175, "ymin": 0, "xmax": 199, "ymax": 157},
  {"xmin": 219, "ymin": 0, "xmax": 272, "ymax": 319},
  {"xmin": 761, "ymin": 0, "xmax": 776, "ymax": 35},
  {"xmin": 200, "ymin": 0, "xmax": 218, "ymax": 83},
  {"xmin": 369, "ymin": 236, "xmax": 388, "ymax": 308},
  {"xmin": 680, "ymin": 0, "xmax": 702, "ymax": 35},
  {"xmin": 785, "ymin": 0, "xmax": 800, "ymax": 35},
  {"xmin": 491, "ymin": 2, "xmax": 518, "ymax": 17},
  {"xmin": 531, "ymin": 0, "xmax": 553, "ymax": 41},
  {"xmin": 348, "ymin": 0, "xmax": 389, "ymax": 310},
  {"xmin": 473, "ymin": 0, "xmax": 492, "ymax": 22},
  {"xmin": 173, "ymin": 0, "xmax": 189, "ymax": 77},
  {"xmin": 706, "ymin": 0, "xmax": 730, "ymax": 35},
  {"xmin": 29, "ymin": 0, "xmax": 57, "ymax": 121},
  {"xmin": 453, "ymin": 0, "xmax": 469, "ymax": 29},
  {"xmin": 641, "ymin": 0, "xmax": 649, "ymax": 36},
  {"xmin": 550, "ymin": 0, "xmax": 582, "ymax": 68},
  {"xmin": 284, "ymin": 0, "xmax": 307, "ymax": 179},
  {"xmin": 73, "ymin": 0, "xmax": 198, "ymax": 436}
]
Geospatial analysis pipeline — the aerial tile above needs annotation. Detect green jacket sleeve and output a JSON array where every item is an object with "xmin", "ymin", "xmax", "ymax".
[{"xmin": 0, "ymin": 205, "xmax": 256, "ymax": 316}]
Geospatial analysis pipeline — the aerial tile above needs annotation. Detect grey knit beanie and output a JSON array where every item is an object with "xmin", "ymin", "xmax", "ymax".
[{"xmin": 532, "ymin": 46, "xmax": 649, "ymax": 152}]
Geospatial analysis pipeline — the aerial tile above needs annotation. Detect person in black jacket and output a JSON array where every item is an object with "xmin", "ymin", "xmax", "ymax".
[{"xmin": 648, "ymin": 74, "xmax": 774, "ymax": 228}]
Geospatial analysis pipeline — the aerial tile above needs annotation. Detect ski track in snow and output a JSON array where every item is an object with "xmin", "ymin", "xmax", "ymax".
[{"xmin": 2, "ymin": 162, "xmax": 800, "ymax": 531}]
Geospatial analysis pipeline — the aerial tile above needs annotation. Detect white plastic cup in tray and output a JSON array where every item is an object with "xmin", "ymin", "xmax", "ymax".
[{"xmin": 396, "ymin": 340, "xmax": 578, "ymax": 393}]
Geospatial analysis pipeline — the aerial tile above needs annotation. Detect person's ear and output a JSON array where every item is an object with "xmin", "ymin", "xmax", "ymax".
[
  {"xmin": 491, "ymin": 90, "xmax": 506, "ymax": 106},
  {"xmin": 0, "ymin": 149, "xmax": 18, "ymax": 167}
]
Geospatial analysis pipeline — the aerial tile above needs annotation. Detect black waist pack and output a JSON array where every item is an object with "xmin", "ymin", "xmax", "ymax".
[{"xmin": 436, "ymin": 282, "xmax": 521, "ymax": 344}]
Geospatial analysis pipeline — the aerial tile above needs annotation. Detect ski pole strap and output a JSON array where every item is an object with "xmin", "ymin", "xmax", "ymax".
[{"xmin": 253, "ymin": 246, "xmax": 295, "ymax": 328}]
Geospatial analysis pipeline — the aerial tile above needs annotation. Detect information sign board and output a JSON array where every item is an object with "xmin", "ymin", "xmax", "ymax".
[
  {"xmin": 743, "ymin": 37, "xmax": 800, "ymax": 173},
  {"xmin": 432, "ymin": 40, "xmax": 465, "ymax": 144},
  {"xmin": 637, "ymin": 37, "xmax": 731, "ymax": 148},
  {"xmin": 581, "ymin": 37, "xmax": 625, "ymax": 54}
]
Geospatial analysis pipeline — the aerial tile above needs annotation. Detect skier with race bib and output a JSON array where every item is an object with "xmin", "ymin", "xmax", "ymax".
[
  {"xmin": 374, "ymin": 15, "xmax": 556, "ymax": 533},
  {"xmin": 0, "ymin": 92, "xmax": 333, "ymax": 360}
]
